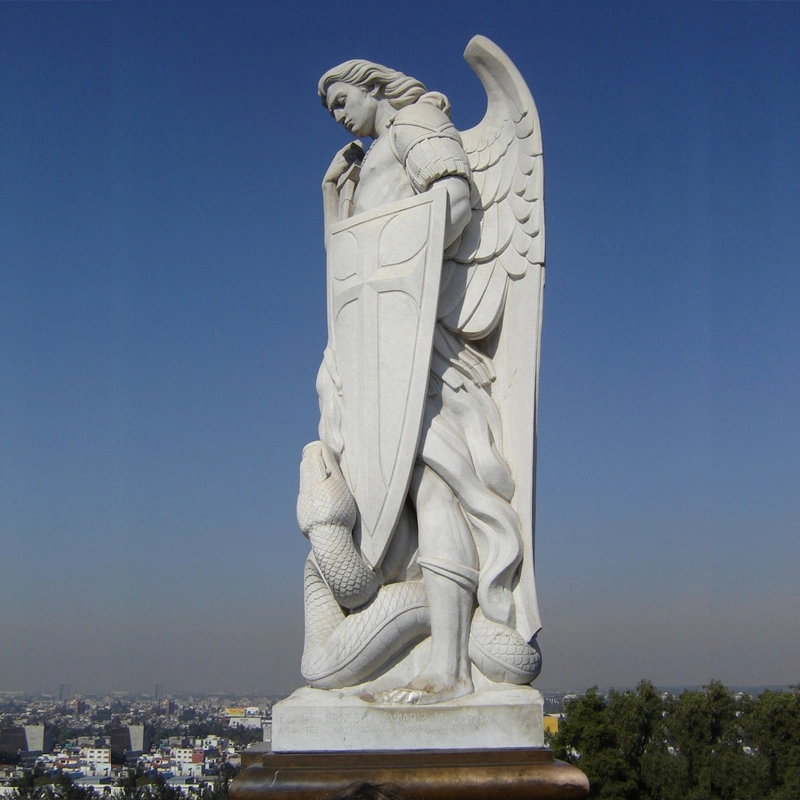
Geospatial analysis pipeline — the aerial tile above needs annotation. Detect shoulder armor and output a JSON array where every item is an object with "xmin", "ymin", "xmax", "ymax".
[
  {"xmin": 391, "ymin": 102, "xmax": 461, "ymax": 162},
  {"xmin": 390, "ymin": 102, "xmax": 471, "ymax": 193}
]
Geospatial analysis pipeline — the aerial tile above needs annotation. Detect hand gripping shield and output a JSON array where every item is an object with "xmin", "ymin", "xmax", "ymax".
[{"xmin": 326, "ymin": 186, "xmax": 447, "ymax": 569}]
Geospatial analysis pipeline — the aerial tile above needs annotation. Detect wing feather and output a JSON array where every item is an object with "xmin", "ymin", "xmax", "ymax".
[
  {"xmin": 519, "ymin": 149, "xmax": 536, "ymax": 176},
  {"xmin": 441, "ymin": 35, "xmax": 544, "ymax": 335},
  {"xmin": 458, "ymin": 45, "xmax": 542, "ymax": 277},
  {"xmin": 494, "ymin": 196, "xmax": 516, "ymax": 256},
  {"xmin": 521, "ymin": 202, "xmax": 541, "ymax": 236},
  {"xmin": 523, "ymin": 161, "xmax": 541, "ymax": 201},
  {"xmin": 516, "ymin": 109, "xmax": 534, "ymax": 140},
  {"xmin": 477, "ymin": 155, "xmax": 504, "ymax": 208},
  {"xmin": 474, "ymin": 142, "xmax": 491, "ymax": 171},
  {"xmin": 519, "ymin": 127, "xmax": 540, "ymax": 158},
  {"xmin": 485, "ymin": 127, "xmax": 511, "ymax": 168},
  {"xmin": 509, "ymin": 187, "xmax": 532, "ymax": 223},
  {"xmin": 495, "ymin": 145, "xmax": 516, "ymax": 201},
  {"xmin": 471, "ymin": 162, "xmax": 487, "ymax": 197},
  {"xmin": 511, "ymin": 221, "xmax": 530, "ymax": 258},
  {"xmin": 454, "ymin": 207, "xmax": 482, "ymax": 262},
  {"xmin": 512, "ymin": 168, "xmax": 528, "ymax": 196},
  {"xmin": 459, "ymin": 261, "xmax": 509, "ymax": 336},
  {"xmin": 474, "ymin": 202, "xmax": 500, "ymax": 261}
]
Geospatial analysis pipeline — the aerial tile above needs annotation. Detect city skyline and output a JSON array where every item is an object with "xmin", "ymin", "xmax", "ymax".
[{"xmin": 1, "ymin": 1, "xmax": 798, "ymax": 695}]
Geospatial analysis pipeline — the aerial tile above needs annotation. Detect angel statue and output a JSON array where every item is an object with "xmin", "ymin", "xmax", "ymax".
[{"xmin": 296, "ymin": 36, "xmax": 545, "ymax": 706}]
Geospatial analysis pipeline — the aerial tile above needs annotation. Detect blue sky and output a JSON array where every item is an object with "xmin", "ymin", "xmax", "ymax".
[{"xmin": 1, "ymin": 0, "xmax": 798, "ymax": 695}]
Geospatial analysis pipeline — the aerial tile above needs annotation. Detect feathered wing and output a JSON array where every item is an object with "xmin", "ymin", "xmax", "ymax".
[{"xmin": 439, "ymin": 36, "xmax": 545, "ymax": 642}]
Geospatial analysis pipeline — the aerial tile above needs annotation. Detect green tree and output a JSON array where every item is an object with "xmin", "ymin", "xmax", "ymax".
[
  {"xmin": 742, "ymin": 687, "xmax": 800, "ymax": 799},
  {"xmin": 49, "ymin": 771, "xmax": 100, "ymax": 800},
  {"xmin": 9, "ymin": 769, "xmax": 98, "ymax": 800},
  {"xmin": 8, "ymin": 765, "xmax": 48, "ymax": 799},
  {"xmin": 607, "ymin": 680, "xmax": 685, "ymax": 800},
  {"xmin": 114, "ymin": 767, "xmax": 143, "ymax": 800},
  {"xmin": 137, "ymin": 773, "xmax": 183, "ymax": 800},
  {"xmin": 608, "ymin": 681, "xmax": 662, "ymax": 768},
  {"xmin": 549, "ymin": 680, "xmax": 786, "ymax": 800},
  {"xmin": 185, "ymin": 722, "xmax": 214, "ymax": 740},
  {"xmin": 665, "ymin": 681, "xmax": 765, "ymax": 800},
  {"xmin": 550, "ymin": 687, "xmax": 637, "ymax": 799},
  {"xmin": 115, "ymin": 769, "xmax": 183, "ymax": 800},
  {"xmin": 223, "ymin": 727, "xmax": 261, "ymax": 749},
  {"xmin": 199, "ymin": 764, "xmax": 239, "ymax": 800}
]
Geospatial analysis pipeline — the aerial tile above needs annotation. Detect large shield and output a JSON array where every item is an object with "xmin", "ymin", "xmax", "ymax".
[{"xmin": 327, "ymin": 186, "xmax": 446, "ymax": 568}]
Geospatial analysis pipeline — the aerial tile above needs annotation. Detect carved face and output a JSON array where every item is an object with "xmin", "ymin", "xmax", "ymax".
[{"xmin": 325, "ymin": 81, "xmax": 379, "ymax": 138}]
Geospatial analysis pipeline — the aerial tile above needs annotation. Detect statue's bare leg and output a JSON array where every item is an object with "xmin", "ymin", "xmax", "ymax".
[{"xmin": 379, "ymin": 465, "xmax": 477, "ymax": 705}]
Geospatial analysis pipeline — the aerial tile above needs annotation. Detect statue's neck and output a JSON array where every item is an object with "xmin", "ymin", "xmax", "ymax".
[{"xmin": 373, "ymin": 102, "xmax": 396, "ymax": 138}]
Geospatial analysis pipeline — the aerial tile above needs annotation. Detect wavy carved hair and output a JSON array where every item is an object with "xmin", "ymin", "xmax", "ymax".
[{"xmin": 318, "ymin": 60, "xmax": 450, "ymax": 115}]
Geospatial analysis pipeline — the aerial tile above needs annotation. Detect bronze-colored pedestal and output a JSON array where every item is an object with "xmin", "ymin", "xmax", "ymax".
[{"xmin": 231, "ymin": 746, "xmax": 589, "ymax": 800}]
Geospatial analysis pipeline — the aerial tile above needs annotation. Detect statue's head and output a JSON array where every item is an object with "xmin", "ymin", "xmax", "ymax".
[
  {"xmin": 319, "ymin": 60, "xmax": 445, "ymax": 138},
  {"xmin": 318, "ymin": 60, "xmax": 428, "ymax": 112}
]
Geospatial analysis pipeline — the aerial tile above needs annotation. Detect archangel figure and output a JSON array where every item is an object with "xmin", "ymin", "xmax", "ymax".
[{"xmin": 297, "ymin": 36, "xmax": 545, "ymax": 705}]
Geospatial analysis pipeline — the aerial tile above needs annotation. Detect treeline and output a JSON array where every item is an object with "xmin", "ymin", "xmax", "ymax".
[{"xmin": 548, "ymin": 680, "xmax": 800, "ymax": 800}]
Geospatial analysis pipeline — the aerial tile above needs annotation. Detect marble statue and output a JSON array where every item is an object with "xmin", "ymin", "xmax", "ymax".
[{"xmin": 296, "ymin": 35, "xmax": 545, "ymax": 708}]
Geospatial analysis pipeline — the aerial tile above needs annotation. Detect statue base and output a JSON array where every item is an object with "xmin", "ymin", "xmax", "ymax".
[
  {"xmin": 272, "ymin": 685, "xmax": 544, "ymax": 752},
  {"xmin": 231, "ymin": 745, "xmax": 589, "ymax": 800}
]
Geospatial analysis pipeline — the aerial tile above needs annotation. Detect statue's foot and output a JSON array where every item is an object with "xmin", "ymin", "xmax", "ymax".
[{"xmin": 372, "ymin": 674, "xmax": 473, "ymax": 705}]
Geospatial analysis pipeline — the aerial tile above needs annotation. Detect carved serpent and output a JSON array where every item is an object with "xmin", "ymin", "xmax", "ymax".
[{"xmin": 297, "ymin": 441, "xmax": 540, "ymax": 690}]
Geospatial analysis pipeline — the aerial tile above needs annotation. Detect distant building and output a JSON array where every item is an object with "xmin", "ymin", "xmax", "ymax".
[
  {"xmin": 169, "ymin": 747, "xmax": 203, "ymax": 777},
  {"xmin": 543, "ymin": 715, "xmax": 560, "ymax": 735},
  {"xmin": 222, "ymin": 707, "xmax": 262, "ymax": 730},
  {"xmin": 194, "ymin": 736, "xmax": 221, "ymax": 751},
  {"xmin": 80, "ymin": 746, "xmax": 111, "ymax": 776},
  {"xmin": 0, "ymin": 725, "xmax": 53, "ymax": 754},
  {"xmin": 110, "ymin": 725, "xmax": 150, "ymax": 755}
]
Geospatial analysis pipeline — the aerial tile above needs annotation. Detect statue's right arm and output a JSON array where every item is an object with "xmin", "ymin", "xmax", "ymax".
[{"xmin": 322, "ymin": 141, "xmax": 364, "ymax": 249}]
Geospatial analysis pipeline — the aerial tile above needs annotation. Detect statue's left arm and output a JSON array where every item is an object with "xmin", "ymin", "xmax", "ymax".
[
  {"xmin": 437, "ymin": 176, "xmax": 472, "ymax": 248},
  {"xmin": 391, "ymin": 101, "xmax": 473, "ymax": 248}
]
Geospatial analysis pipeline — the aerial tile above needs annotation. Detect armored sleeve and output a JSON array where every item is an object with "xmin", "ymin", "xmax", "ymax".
[{"xmin": 390, "ymin": 101, "xmax": 472, "ymax": 194}]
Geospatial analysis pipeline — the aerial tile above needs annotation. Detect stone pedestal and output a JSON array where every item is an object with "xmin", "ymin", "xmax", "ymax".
[
  {"xmin": 236, "ymin": 683, "xmax": 590, "ymax": 797},
  {"xmin": 230, "ymin": 746, "xmax": 589, "ymax": 800},
  {"xmin": 272, "ymin": 686, "xmax": 544, "ymax": 752}
]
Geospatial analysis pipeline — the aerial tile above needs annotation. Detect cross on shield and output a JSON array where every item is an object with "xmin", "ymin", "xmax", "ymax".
[{"xmin": 326, "ymin": 187, "xmax": 447, "ymax": 569}]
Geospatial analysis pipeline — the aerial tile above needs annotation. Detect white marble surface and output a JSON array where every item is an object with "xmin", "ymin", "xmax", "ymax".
[
  {"xmin": 272, "ymin": 685, "xmax": 544, "ymax": 752},
  {"xmin": 296, "ymin": 35, "xmax": 546, "ymax": 708}
]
